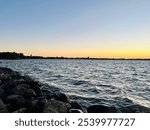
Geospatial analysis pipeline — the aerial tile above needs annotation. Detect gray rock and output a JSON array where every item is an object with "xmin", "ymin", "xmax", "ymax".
[
  {"xmin": 54, "ymin": 92, "xmax": 70, "ymax": 103},
  {"xmin": 0, "ymin": 98, "xmax": 8, "ymax": 113},
  {"xmin": 69, "ymin": 109, "xmax": 83, "ymax": 113},
  {"xmin": 14, "ymin": 84, "xmax": 36, "ymax": 99},
  {"xmin": 43, "ymin": 99, "xmax": 71, "ymax": 113}
]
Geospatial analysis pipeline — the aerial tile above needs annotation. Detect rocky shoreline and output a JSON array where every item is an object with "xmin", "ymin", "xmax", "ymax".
[{"xmin": 0, "ymin": 67, "xmax": 87, "ymax": 113}]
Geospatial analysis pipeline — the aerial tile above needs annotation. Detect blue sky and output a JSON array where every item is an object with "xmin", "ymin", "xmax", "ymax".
[{"xmin": 0, "ymin": 0, "xmax": 150, "ymax": 58}]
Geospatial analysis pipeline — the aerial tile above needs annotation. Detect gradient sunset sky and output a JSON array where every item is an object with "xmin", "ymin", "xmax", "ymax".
[{"xmin": 0, "ymin": 0, "xmax": 150, "ymax": 58}]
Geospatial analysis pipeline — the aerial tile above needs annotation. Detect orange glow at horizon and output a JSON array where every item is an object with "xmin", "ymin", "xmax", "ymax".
[{"xmin": 21, "ymin": 48, "xmax": 150, "ymax": 59}]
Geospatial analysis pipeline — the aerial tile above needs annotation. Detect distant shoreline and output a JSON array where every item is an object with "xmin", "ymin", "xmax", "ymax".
[
  {"xmin": 0, "ymin": 52, "xmax": 150, "ymax": 60},
  {"xmin": 1, "ymin": 58, "xmax": 150, "ymax": 61}
]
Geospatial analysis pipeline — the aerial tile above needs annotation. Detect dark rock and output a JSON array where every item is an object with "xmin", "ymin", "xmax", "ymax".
[
  {"xmin": 69, "ymin": 109, "xmax": 83, "ymax": 113},
  {"xmin": 70, "ymin": 101, "xmax": 82, "ymax": 109},
  {"xmin": 0, "ymin": 73, "xmax": 10, "ymax": 81},
  {"xmin": 87, "ymin": 105, "xmax": 108, "ymax": 113},
  {"xmin": 13, "ymin": 79, "xmax": 25, "ymax": 85},
  {"xmin": 25, "ymin": 99, "xmax": 47, "ymax": 113},
  {"xmin": 14, "ymin": 78, "xmax": 42, "ymax": 95},
  {"xmin": 0, "ymin": 79, "xmax": 2, "ymax": 85},
  {"xmin": 25, "ymin": 80, "xmax": 42, "ymax": 95},
  {"xmin": 54, "ymin": 92, "xmax": 70, "ymax": 103},
  {"xmin": 39, "ymin": 98, "xmax": 47, "ymax": 104},
  {"xmin": 0, "ymin": 68, "xmax": 20, "ymax": 79},
  {"xmin": 37, "ymin": 98, "xmax": 47, "ymax": 112},
  {"xmin": 0, "ymin": 79, "xmax": 15, "ymax": 90},
  {"xmin": 0, "ymin": 67, "xmax": 14, "ymax": 73},
  {"xmin": 0, "ymin": 79, "xmax": 15, "ymax": 95},
  {"xmin": 13, "ymin": 108, "xmax": 27, "ymax": 113},
  {"xmin": 14, "ymin": 84, "xmax": 36, "ymax": 99},
  {"xmin": 6, "ymin": 94, "xmax": 27, "ymax": 108},
  {"xmin": 30, "ymin": 85, "xmax": 42, "ymax": 95},
  {"xmin": 22, "ymin": 76, "xmax": 34, "ymax": 83},
  {"xmin": 43, "ymin": 99, "xmax": 71, "ymax": 113},
  {"xmin": 0, "ymin": 67, "xmax": 73, "ymax": 113},
  {"xmin": 25, "ymin": 100, "xmax": 39, "ymax": 113},
  {"xmin": 0, "ymin": 88, "xmax": 5, "ymax": 97},
  {"xmin": 37, "ymin": 96, "xmax": 45, "ymax": 100},
  {"xmin": 0, "ymin": 98, "xmax": 8, "ymax": 113},
  {"xmin": 42, "ymin": 89, "xmax": 54, "ymax": 100},
  {"xmin": 87, "ymin": 105, "xmax": 119, "ymax": 113},
  {"xmin": 70, "ymin": 101, "xmax": 86, "ymax": 112}
]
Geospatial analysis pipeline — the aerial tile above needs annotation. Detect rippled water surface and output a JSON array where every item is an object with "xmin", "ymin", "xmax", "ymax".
[{"xmin": 0, "ymin": 59, "xmax": 150, "ymax": 112}]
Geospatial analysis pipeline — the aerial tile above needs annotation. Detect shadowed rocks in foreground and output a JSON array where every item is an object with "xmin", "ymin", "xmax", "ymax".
[
  {"xmin": 0, "ymin": 98, "xmax": 8, "ymax": 112},
  {"xmin": 0, "ymin": 67, "xmax": 85, "ymax": 113}
]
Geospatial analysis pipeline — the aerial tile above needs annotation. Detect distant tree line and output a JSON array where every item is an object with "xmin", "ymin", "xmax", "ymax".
[
  {"xmin": 0, "ymin": 52, "xmax": 91, "ymax": 59},
  {"xmin": 0, "ymin": 52, "xmax": 25, "ymax": 59}
]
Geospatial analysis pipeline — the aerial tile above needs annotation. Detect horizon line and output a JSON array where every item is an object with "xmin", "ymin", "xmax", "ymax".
[{"xmin": 0, "ymin": 52, "xmax": 150, "ymax": 60}]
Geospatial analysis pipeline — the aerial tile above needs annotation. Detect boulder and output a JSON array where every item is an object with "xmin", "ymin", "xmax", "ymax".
[
  {"xmin": 87, "ymin": 105, "xmax": 119, "ymax": 113},
  {"xmin": 6, "ymin": 94, "xmax": 27, "ymax": 109},
  {"xmin": 43, "ymin": 99, "xmax": 71, "ymax": 113},
  {"xmin": 0, "ymin": 74, "xmax": 10, "ymax": 81},
  {"xmin": 0, "ymin": 98, "xmax": 8, "ymax": 113},
  {"xmin": 25, "ymin": 100, "xmax": 39, "ymax": 113},
  {"xmin": 0, "ymin": 67, "xmax": 14, "ymax": 73},
  {"xmin": 70, "ymin": 101, "xmax": 82, "ymax": 109},
  {"xmin": 27, "ymin": 80, "xmax": 42, "ymax": 95},
  {"xmin": 25, "ymin": 98, "xmax": 47, "ymax": 113},
  {"xmin": 42, "ymin": 89, "xmax": 54, "ymax": 100},
  {"xmin": 14, "ymin": 84, "xmax": 36, "ymax": 99},
  {"xmin": 54, "ymin": 92, "xmax": 70, "ymax": 103},
  {"xmin": 0, "ymin": 79, "xmax": 15, "ymax": 90},
  {"xmin": 36, "ymin": 98, "xmax": 47, "ymax": 112},
  {"xmin": 0, "ymin": 68, "xmax": 20, "ymax": 78}
]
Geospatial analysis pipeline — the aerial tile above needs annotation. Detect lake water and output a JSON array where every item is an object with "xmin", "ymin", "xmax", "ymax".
[{"xmin": 0, "ymin": 59, "xmax": 150, "ymax": 112}]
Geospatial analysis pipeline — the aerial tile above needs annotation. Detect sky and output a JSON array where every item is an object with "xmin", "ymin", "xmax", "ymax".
[{"xmin": 0, "ymin": 0, "xmax": 150, "ymax": 58}]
